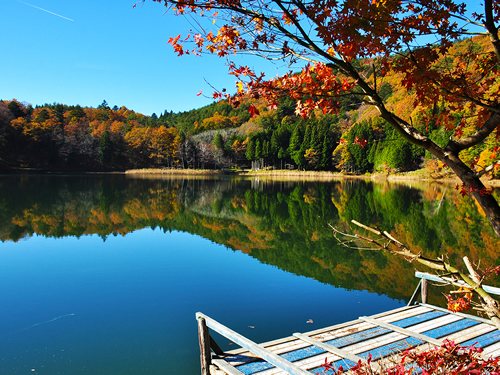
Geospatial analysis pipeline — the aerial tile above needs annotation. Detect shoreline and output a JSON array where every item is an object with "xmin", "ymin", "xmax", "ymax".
[
  {"xmin": 2, "ymin": 167, "xmax": 497, "ymax": 187},
  {"xmin": 125, "ymin": 168, "xmax": 500, "ymax": 186}
]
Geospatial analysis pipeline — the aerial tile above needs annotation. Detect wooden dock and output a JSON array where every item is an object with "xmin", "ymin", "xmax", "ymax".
[{"xmin": 197, "ymin": 273, "xmax": 500, "ymax": 375}]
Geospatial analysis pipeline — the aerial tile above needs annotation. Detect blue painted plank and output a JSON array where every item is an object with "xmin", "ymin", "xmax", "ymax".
[
  {"xmin": 421, "ymin": 318, "xmax": 479, "ymax": 339},
  {"xmin": 234, "ymin": 311, "xmax": 445, "ymax": 374},
  {"xmin": 461, "ymin": 330, "xmax": 500, "ymax": 348},
  {"xmin": 314, "ymin": 317, "xmax": 481, "ymax": 375}
]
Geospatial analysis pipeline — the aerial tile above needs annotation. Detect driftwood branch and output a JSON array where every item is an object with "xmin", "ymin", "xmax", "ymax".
[{"xmin": 331, "ymin": 220, "xmax": 500, "ymax": 330}]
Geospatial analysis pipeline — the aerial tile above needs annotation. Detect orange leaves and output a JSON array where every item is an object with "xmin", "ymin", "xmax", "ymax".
[
  {"xmin": 206, "ymin": 25, "xmax": 246, "ymax": 56},
  {"xmin": 169, "ymin": 24, "xmax": 247, "ymax": 58},
  {"xmin": 445, "ymin": 290, "xmax": 473, "ymax": 313},
  {"xmin": 168, "ymin": 34, "xmax": 186, "ymax": 56},
  {"xmin": 228, "ymin": 63, "xmax": 256, "ymax": 78},
  {"xmin": 236, "ymin": 62, "xmax": 356, "ymax": 118},
  {"xmin": 281, "ymin": 8, "xmax": 299, "ymax": 26}
]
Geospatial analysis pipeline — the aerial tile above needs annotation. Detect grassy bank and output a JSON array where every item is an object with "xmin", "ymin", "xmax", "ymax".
[{"xmin": 125, "ymin": 168, "xmax": 500, "ymax": 186}]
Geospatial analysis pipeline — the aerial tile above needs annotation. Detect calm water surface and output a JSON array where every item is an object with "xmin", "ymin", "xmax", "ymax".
[{"xmin": 0, "ymin": 174, "xmax": 497, "ymax": 374}]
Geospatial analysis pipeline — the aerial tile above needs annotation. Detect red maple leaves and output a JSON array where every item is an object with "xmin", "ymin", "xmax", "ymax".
[
  {"xmin": 354, "ymin": 136, "xmax": 368, "ymax": 148},
  {"xmin": 319, "ymin": 341, "xmax": 500, "ymax": 374}
]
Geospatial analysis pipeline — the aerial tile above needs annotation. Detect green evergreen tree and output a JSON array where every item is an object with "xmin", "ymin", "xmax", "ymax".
[
  {"xmin": 98, "ymin": 100, "xmax": 110, "ymax": 110},
  {"xmin": 319, "ymin": 135, "xmax": 331, "ymax": 170},
  {"xmin": 99, "ymin": 130, "xmax": 112, "ymax": 165},
  {"xmin": 69, "ymin": 105, "xmax": 86, "ymax": 120},
  {"xmin": 298, "ymin": 123, "xmax": 312, "ymax": 169},
  {"xmin": 276, "ymin": 97, "xmax": 295, "ymax": 122},
  {"xmin": 289, "ymin": 122, "xmax": 305, "ymax": 168},
  {"xmin": 387, "ymin": 141, "xmax": 413, "ymax": 170},
  {"xmin": 246, "ymin": 137, "xmax": 255, "ymax": 160},
  {"xmin": 53, "ymin": 104, "xmax": 65, "ymax": 127},
  {"xmin": 263, "ymin": 140, "xmax": 270, "ymax": 158},
  {"xmin": 346, "ymin": 120, "xmax": 374, "ymax": 172},
  {"xmin": 255, "ymin": 139, "xmax": 262, "ymax": 160},
  {"xmin": 7, "ymin": 101, "xmax": 25, "ymax": 119},
  {"xmin": 213, "ymin": 132, "xmax": 225, "ymax": 151},
  {"xmin": 35, "ymin": 109, "xmax": 50, "ymax": 123}
]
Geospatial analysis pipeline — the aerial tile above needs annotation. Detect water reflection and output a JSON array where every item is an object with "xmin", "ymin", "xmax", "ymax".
[{"xmin": 0, "ymin": 174, "xmax": 498, "ymax": 302}]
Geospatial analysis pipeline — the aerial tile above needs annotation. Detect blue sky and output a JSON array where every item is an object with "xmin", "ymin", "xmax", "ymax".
[
  {"xmin": 1, "ymin": 0, "xmax": 281, "ymax": 116},
  {"xmin": 1, "ymin": 1, "xmax": 486, "ymax": 116}
]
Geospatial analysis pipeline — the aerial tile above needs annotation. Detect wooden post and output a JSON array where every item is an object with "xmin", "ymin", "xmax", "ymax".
[
  {"xmin": 198, "ymin": 316, "xmax": 211, "ymax": 375},
  {"xmin": 421, "ymin": 278, "xmax": 428, "ymax": 304},
  {"xmin": 196, "ymin": 312, "xmax": 310, "ymax": 375}
]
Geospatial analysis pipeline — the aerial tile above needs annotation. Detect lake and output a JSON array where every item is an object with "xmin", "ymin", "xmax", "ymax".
[{"xmin": 0, "ymin": 174, "xmax": 498, "ymax": 374}]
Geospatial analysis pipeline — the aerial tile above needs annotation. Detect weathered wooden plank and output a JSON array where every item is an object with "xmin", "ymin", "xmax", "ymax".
[
  {"xmin": 227, "ymin": 320, "xmax": 383, "ymax": 365},
  {"xmin": 336, "ymin": 316, "xmax": 457, "ymax": 359},
  {"xmin": 228, "ymin": 307, "xmax": 442, "ymax": 369},
  {"xmin": 209, "ymin": 363, "xmax": 227, "ymax": 375},
  {"xmin": 453, "ymin": 323, "xmax": 497, "ymax": 342},
  {"xmin": 212, "ymin": 359, "xmax": 246, "ymax": 375},
  {"xmin": 461, "ymin": 328, "xmax": 500, "ymax": 348},
  {"xmin": 196, "ymin": 312, "xmax": 311, "ymax": 375},
  {"xmin": 259, "ymin": 317, "xmax": 498, "ymax": 375},
  {"xmin": 372, "ymin": 323, "xmax": 500, "ymax": 371},
  {"xmin": 415, "ymin": 271, "xmax": 500, "ymax": 296},
  {"xmin": 283, "ymin": 315, "xmax": 462, "ymax": 374},
  {"xmin": 226, "ymin": 305, "xmax": 430, "ymax": 356},
  {"xmin": 419, "ymin": 303, "xmax": 497, "ymax": 326},
  {"xmin": 359, "ymin": 316, "xmax": 442, "ymax": 345},
  {"xmin": 234, "ymin": 309, "xmax": 448, "ymax": 373},
  {"xmin": 206, "ymin": 304, "xmax": 500, "ymax": 375},
  {"xmin": 255, "ymin": 352, "xmax": 333, "ymax": 375},
  {"xmin": 482, "ymin": 341, "xmax": 500, "ymax": 358},
  {"xmin": 293, "ymin": 332, "xmax": 364, "ymax": 364},
  {"xmin": 346, "ymin": 316, "xmax": 478, "ymax": 364}
]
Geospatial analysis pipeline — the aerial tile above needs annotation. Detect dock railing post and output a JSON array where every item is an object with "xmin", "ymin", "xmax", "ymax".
[
  {"xmin": 408, "ymin": 274, "xmax": 430, "ymax": 305},
  {"xmin": 198, "ymin": 316, "xmax": 211, "ymax": 375},
  {"xmin": 421, "ymin": 278, "xmax": 428, "ymax": 304}
]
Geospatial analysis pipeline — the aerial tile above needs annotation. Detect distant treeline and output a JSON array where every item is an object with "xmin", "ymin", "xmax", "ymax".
[
  {"xmin": 1, "ymin": 37, "xmax": 498, "ymax": 175},
  {"xmin": 0, "ymin": 96, "xmax": 438, "ymax": 173}
]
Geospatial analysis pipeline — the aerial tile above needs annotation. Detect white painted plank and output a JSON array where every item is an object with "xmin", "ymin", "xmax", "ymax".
[
  {"xmin": 415, "ymin": 272, "xmax": 500, "ymax": 296},
  {"xmin": 227, "ymin": 306, "xmax": 442, "ymax": 367},
  {"xmin": 359, "ymin": 316, "xmax": 442, "ymax": 345},
  {"xmin": 196, "ymin": 313, "xmax": 311, "ymax": 375},
  {"xmin": 212, "ymin": 359, "xmax": 246, "ymax": 375},
  {"xmin": 293, "ymin": 332, "xmax": 364, "ymax": 363}
]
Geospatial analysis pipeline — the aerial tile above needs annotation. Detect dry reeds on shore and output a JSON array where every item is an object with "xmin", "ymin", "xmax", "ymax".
[{"xmin": 124, "ymin": 168, "xmax": 500, "ymax": 186}]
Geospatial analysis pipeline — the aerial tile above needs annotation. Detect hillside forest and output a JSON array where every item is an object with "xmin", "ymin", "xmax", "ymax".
[{"xmin": 1, "ymin": 36, "xmax": 498, "ymax": 177}]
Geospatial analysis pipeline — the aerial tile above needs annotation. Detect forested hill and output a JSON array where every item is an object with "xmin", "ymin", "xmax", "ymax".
[{"xmin": 1, "ymin": 36, "xmax": 498, "ymax": 177}]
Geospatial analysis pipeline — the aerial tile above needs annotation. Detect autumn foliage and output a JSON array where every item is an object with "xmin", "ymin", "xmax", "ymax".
[
  {"xmin": 320, "ymin": 340, "xmax": 500, "ymax": 375},
  {"xmin": 145, "ymin": 0, "xmax": 500, "ymax": 236}
]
